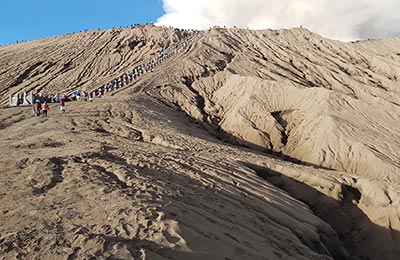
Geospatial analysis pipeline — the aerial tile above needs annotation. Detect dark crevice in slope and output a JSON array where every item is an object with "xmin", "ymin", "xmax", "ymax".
[
  {"xmin": 213, "ymin": 52, "xmax": 234, "ymax": 72},
  {"xmin": 343, "ymin": 184, "xmax": 362, "ymax": 203},
  {"xmin": 220, "ymin": 51, "xmax": 234, "ymax": 64},
  {"xmin": 330, "ymin": 74, "xmax": 358, "ymax": 98},
  {"xmin": 276, "ymin": 62, "xmax": 317, "ymax": 87},
  {"xmin": 8, "ymin": 61, "xmax": 44, "ymax": 89},
  {"xmin": 215, "ymin": 60, "xmax": 227, "ymax": 71},
  {"xmin": 242, "ymin": 162, "xmax": 392, "ymax": 260},
  {"xmin": 182, "ymin": 76, "xmax": 207, "ymax": 122},
  {"xmin": 128, "ymin": 39, "xmax": 145, "ymax": 50},
  {"xmin": 389, "ymin": 101, "xmax": 400, "ymax": 107},
  {"xmin": 271, "ymin": 111, "xmax": 289, "ymax": 146},
  {"xmin": 40, "ymin": 62, "xmax": 57, "ymax": 74},
  {"xmin": 268, "ymin": 68, "xmax": 315, "ymax": 88},
  {"xmin": 59, "ymin": 60, "xmax": 74, "ymax": 73}
]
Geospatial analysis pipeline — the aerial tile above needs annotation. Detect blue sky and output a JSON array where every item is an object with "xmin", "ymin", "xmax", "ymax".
[{"xmin": 0, "ymin": 0, "xmax": 165, "ymax": 45}]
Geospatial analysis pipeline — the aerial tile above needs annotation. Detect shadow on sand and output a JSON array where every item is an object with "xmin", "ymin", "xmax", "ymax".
[{"xmin": 241, "ymin": 162, "xmax": 400, "ymax": 260}]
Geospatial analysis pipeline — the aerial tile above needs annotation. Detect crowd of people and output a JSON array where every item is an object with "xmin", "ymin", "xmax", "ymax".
[
  {"xmin": 19, "ymin": 29, "xmax": 201, "ymax": 117},
  {"xmin": 32, "ymin": 100, "xmax": 50, "ymax": 116},
  {"xmin": 91, "ymin": 29, "xmax": 200, "ymax": 98},
  {"xmin": 32, "ymin": 97, "xmax": 66, "ymax": 116}
]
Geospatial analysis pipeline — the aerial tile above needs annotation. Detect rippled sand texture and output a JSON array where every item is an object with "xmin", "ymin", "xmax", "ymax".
[{"xmin": 1, "ymin": 26, "xmax": 399, "ymax": 260}]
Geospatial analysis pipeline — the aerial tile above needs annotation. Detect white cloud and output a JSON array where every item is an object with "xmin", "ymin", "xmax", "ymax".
[{"xmin": 156, "ymin": 0, "xmax": 400, "ymax": 41}]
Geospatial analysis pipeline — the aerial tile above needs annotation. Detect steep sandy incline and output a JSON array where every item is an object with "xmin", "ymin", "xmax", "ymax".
[
  {"xmin": 129, "ymin": 27, "xmax": 400, "ymax": 259},
  {"xmin": 1, "ymin": 27, "xmax": 400, "ymax": 260},
  {"xmin": 0, "ymin": 26, "xmax": 187, "ymax": 103},
  {"xmin": 141, "ymin": 28, "xmax": 400, "ymax": 184},
  {"xmin": 1, "ymin": 84, "xmax": 399, "ymax": 260},
  {"xmin": 1, "ymin": 93, "xmax": 360, "ymax": 260}
]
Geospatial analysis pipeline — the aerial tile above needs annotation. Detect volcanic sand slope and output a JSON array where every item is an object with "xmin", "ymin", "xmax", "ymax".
[
  {"xmin": 147, "ymin": 28, "xmax": 400, "ymax": 182},
  {"xmin": 0, "ymin": 26, "xmax": 400, "ymax": 260},
  {"xmin": 0, "ymin": 26, "xmax": 187, "ymax": 102}
]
